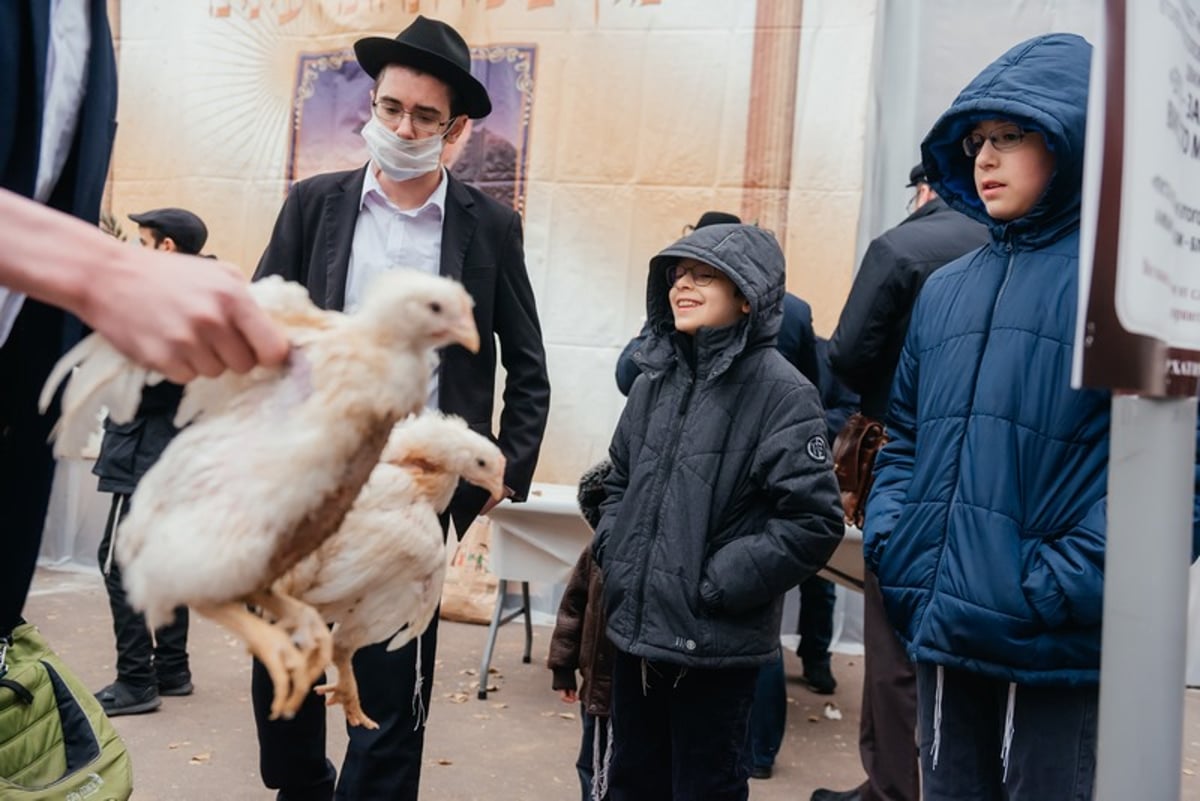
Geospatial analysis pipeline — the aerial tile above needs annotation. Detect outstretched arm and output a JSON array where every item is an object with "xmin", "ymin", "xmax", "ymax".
[{"xmin": 0, "ymin": 189, "xmax": 288, "ymax": 384}]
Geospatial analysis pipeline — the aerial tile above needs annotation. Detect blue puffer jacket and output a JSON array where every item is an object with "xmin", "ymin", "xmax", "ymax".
[{"xmin": 864, "ymin": 33, "xmax": 1122, "ymax": 687}]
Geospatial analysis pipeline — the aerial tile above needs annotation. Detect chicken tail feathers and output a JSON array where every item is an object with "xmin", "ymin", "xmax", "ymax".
[{"xmin": 38, "ymin": 333, "xmax": 160, "ymax": 458}]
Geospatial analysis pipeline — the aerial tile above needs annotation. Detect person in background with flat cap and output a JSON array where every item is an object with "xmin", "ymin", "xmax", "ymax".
[
  {"xmin": 92, "ymin": 207, "xmax": 211, "ymax": 717},
  {"xmin": 128, "ymin": 207, "xmax": 209, "ymax": 256},
  {"xmin": 250, "ymin": 15, "xmax": 550, "ymax": 801},
  {"xmin": 812, "ymin": 163, "xmax": 988, "ymax": 801}
]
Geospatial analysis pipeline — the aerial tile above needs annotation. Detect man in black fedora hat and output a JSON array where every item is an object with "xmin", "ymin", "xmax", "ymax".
[{"xmin": 250, "ymin": 14, "xmax": 550, "ymax": 801}]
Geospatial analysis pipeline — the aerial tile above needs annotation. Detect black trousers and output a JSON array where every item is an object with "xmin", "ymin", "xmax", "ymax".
[
  {"xmin": 252, "ymin": 611, "xmax": 440, "ymax": 801},
  {"xmin": 608, "ymin": 649, "xmax": 758, "ymax": 801},
  {"xmin": 796, "ymin": 574, "xmax": 836, "ymax": 665},
  {"xmin": 0, "ymin": 300, "xmax": 66, "ymax": 636},
  {"xmin": 859, "ymin": 571, "xmax": 919, "ymax": 801},
  {"xmin": 97, "ymin": 493, "xmax": 190, "ymax": 687}
]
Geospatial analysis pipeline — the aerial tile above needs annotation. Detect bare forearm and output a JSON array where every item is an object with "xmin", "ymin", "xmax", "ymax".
[
  {"xmin": 0, "ymin": 188, "xmax": 127, "ymax": 318},
  {"xmin": 0, "ymin": 188, "xmax": 289, "ymax": 383}
]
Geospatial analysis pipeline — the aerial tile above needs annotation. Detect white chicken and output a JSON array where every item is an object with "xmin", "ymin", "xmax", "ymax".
[
  {"xmin": 276, "ymin": 412, "xmax": 506, "ymax": 729},
  {"xmin": 39, "ymin": 271, "xmax": 479, "ymax": 720}
]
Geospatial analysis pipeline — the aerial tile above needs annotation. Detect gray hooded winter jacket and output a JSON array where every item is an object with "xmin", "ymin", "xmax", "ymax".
[{"xmin": 594, "ymin": 224, "xmax": 844, "ymax": 668}]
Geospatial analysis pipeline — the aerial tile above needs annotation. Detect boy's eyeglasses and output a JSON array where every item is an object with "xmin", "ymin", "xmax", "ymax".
[
  {"xmin": 666, "ymin": 262, "xmax": 721, "ymax": 287},
  {"xmin": 962, "ymin": 124, "xmax": 1027, "ymax": 158},
  {"xmin": 372, "ymin": 101, "xmax": 454, "ymax": 136}
]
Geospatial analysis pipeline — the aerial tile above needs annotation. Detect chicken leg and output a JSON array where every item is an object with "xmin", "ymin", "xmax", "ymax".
[
  {"xmin": 248, "ymin": 588, "xmax": 333, "ymax": 714},
  {"xmin": 195, "ymin": 602, "xmax": 309, "ymax": 720},
  {"xmin": 315, "ymin": 638, "xmax": 379, "ymax": 729}
]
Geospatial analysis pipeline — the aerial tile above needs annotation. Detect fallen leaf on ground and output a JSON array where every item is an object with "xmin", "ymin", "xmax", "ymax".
[{"xmin": 189, "ymin": 752, "xmax": 211, "ymax": 765}]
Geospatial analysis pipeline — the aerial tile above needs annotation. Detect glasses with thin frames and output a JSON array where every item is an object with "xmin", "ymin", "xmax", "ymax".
[
  {"xmin": 962, "ymin": 124, "xmax": 1027, "ymax": 158},
  {"xmin": 372, "ymin": 100, "xmax": 454, "ymax": 136},
  {"xmin": 666, "ymin": 261, "xmax": 722, "ymax": 287}
]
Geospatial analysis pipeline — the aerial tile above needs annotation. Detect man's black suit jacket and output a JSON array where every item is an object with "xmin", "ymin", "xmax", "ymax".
[
  {"xmin": 0, "ymin": 0, "xmax": 118, "ymax": 632},
  {"xmin": 253, "ymin": 166, "xmax": 551, "ymax": 537}
]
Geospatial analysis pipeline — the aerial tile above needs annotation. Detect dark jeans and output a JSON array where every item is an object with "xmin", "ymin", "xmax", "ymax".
[
  {"xmin": 746, "ymin": 650, "xmax": 785, "ymax": 770},
  {"xmin": 98, "ymin": 494, "xmax": 190, "ymax": 687},
  {"xmin": 577, "ymin": 706, "xmax": 610, "ymax": 801},
  {"xmin": 252, "ymin": 611, "xmax": 440, "ymax": 801},
  {"xmin": 859, "ymin": 571, "xmax": 919, "ymax": 801},
  {"xmin": 916, "ymin": 662, "xmax": 1098, "ymax": 801},
  {"xmin": 0, "ymin": 300, "xmax": 62, "ymax": 636},
  {"xmin": 796, "ymin": 575, "xmax": 836, "ymax": 666},
  {"xmin": 608, "ymin": 649, "xmax": 757, "ymax": 801}
]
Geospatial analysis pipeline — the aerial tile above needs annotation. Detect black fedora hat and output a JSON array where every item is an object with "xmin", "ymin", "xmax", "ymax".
[{"xmin": 354, "ymin": 16, "xmax": 491, "ymax": 119}]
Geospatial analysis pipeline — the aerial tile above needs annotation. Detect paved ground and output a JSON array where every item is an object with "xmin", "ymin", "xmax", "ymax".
[{"xmin": 20, "ymin": 567, "xmax": 1200, "ymax": 800}]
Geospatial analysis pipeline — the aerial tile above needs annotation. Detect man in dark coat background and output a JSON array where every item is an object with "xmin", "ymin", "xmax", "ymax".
[
  {"xmin": 249, "ymin": 15, "xmax": 551, "ymax": 801},
  {"xmin": 813, "ymin": 164, "xmax": 989, "ymax": 801}
]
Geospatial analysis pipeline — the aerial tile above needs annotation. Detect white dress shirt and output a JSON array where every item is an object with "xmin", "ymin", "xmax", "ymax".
[
  {"xmin": 345, "ymin": 164, "xmax": 449, "ymax": 407},
  {"xmin": 0, "ymin": 0, "xmax": 92, "ymax": 346}
]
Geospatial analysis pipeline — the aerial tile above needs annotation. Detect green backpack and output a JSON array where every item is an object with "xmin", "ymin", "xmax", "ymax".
[{"xmin": 0, "ymin": 622, "xmax": 133, "ymax": 800}]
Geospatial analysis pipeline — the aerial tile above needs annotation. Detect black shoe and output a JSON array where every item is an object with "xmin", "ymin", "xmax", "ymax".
[
  {"xmin": 157, "ymin": 672, "xmax": 194, "ymax": 696},
  {"xmin": 802, "ymin": 661, "xmax": 837, "ymax": 695},
  {"xmin": 95, "ymin": 681, "xmax": 161, "ymax": 716},
  {"xmin": 749, "ymin": 764, "xmax": 772, "ymax": 780},
  {"xmin": 810, "ymin": 789, "xmax": 862, "ymax": 801}
]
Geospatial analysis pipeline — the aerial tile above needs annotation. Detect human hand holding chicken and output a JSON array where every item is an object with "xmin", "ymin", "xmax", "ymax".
[{"xmin": 40, "ymin": 270, "xmax": 479, "ymax": 720}]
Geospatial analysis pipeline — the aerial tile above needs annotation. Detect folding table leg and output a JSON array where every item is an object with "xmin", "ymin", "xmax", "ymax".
[
  {"xmin": 521, "ymin": 581, "xmax": 533, "ymax": 664},
  {"xmin": 478, "ymin": 578, "xmax": 509, "ymax": 699}
]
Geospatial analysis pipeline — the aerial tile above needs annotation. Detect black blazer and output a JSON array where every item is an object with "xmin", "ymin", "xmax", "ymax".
[
  {"xmin": 0, "ymin": 0, "xmax": 118, "ymax": 222},
  {"xmin": 253, "ymin": 166, "xmax": 551, "ymax": 536}
]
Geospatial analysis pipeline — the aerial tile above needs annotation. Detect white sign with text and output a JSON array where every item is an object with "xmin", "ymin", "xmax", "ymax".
[{"xmin": 1115, "ymin": 1, "xmax": 1200, "ymax": 348}]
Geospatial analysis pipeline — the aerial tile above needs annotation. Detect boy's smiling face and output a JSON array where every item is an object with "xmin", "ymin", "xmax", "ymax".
[
  {"xmin": 970, "ymin": 119, "xmax": 1056, "ymax": 222},
  {"xmin": 667, "ymin": 258, "xmax": 749, "ymax": 335}
]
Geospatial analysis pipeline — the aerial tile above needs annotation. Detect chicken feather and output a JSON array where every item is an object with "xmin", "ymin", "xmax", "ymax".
[
  {"xmin": 39, "ymin": 269, "xmax": 481, "ymax": 719},
  {"xmin": 277, "ymin": 411, "xmax": 506, "ymax": 728}
]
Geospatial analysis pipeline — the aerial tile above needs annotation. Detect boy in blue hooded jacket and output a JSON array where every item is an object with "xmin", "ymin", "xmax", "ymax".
[{"xmin": 862, "ymin": 33, "xmax": 1193, "ymax": 801}]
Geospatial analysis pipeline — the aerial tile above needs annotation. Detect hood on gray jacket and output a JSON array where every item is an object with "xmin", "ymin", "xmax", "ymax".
[
  {"xmin": 637, "ymin": 223, "xmax": 786, "ymax": 380},
  {"xmin": 920, "ymin": 33, "xmax": 1092, "ymax": 249}
]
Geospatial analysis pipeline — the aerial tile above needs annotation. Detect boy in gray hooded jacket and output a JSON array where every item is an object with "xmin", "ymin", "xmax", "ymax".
[{"xmin": 593, "ymin": 223, "xmax": 844, "ymax": 801}]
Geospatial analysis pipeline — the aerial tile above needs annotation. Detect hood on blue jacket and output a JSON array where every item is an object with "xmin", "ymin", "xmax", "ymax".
[
  {"xmin": 920, "ymin": 33, "xmax": 1092, "ymax": 248},
  {"xmin": 638, "ymin": 223, "xmax": 785, "ymax": 379}
]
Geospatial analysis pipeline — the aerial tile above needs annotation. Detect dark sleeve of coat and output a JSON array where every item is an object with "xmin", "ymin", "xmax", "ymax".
[
  {"xmin": 252, "ymin": 182, "xmax": 308, "ymax": 283},
  {"xmin": 779, "ymin": 295, "xmax": 820, "ymax": 384},
  {"xmin": 828, "ymin": 237, "xmax": 910, "ymax": 398},
  {"xmin": 615, "ymin": 323, "xmax": 652, "ymax": 397},
  {"xmin": 490, "ymin": 211, "xmax": 551, "ymax": 501},
  {"xmin": 592, "ymin": 385, "xmax": 638, "ymax": 568},
  {"xmin": 547, "ymin": 549, "xmax": 593, "ymax": 691}
]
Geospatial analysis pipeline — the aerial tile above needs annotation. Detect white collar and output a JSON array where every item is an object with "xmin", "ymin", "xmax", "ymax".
[{"xmin": 360, "ymin": 164, "xmax": 449, "ymax": 217}]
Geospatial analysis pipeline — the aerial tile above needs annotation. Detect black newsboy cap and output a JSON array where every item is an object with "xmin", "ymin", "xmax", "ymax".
[{"xmin": 128, "ymin": 208, "xmax": 208, "ymax": 255}]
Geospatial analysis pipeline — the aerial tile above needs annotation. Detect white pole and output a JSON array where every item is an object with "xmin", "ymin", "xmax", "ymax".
[{"xmin": 1095, "ymin": 394, "xmax": 1197, "ymax": 801}]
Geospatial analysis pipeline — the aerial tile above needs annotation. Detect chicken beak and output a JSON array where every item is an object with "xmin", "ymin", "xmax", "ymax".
[
  {"xmin": 487, "ymin": 456, "xmax": 507, "ymax": 501},
  {"xmin": 450, "ymin": 299, "xmax": 480, "ymax": 354}
]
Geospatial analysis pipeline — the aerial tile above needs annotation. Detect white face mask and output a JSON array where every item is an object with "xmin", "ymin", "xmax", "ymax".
[{"xmin": 361, "ymin": 115, "xmax": 446, "ymax": 182}]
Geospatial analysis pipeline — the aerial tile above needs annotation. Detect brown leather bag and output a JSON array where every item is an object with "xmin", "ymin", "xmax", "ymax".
[{"xmin": 832, "ymin": 413, "xmax": 888, "ymax": 527}]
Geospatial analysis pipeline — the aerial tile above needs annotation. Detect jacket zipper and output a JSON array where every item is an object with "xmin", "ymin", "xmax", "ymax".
[
  {"xmin": 918, "ymin": 243, "xmax": 1016, "ymax": 644},
  {"xmin": 631, "ymin": 372, "xmax": 696, "ymax": 647}
]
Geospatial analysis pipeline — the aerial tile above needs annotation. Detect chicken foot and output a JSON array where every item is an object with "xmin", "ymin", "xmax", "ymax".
[
  {"xmin": 195, "ymin": 602, "xmax": 309, "ymax": 720},
  {"xmin": 248, "ymin": 588, "xmax": 334, "ymax": 714},
  {"xmin": 315, "ymin": 640, "xmax": 379, "ymax": 729}
]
